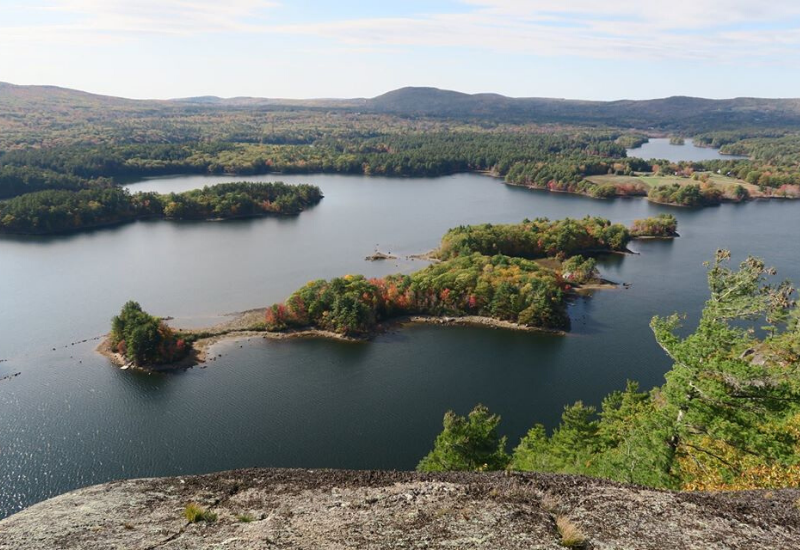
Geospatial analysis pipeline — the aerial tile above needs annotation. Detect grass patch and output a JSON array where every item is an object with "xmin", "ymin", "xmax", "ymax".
[
  {"xmin": 588, "ymin": 172, "xmax": 755, "ymax": 195},
  {"xmin": 236, "ymin": 513, "xmax": 256, "ymax": 523},
  {"xmin": 585, "ymin": 174, "xmax": 644, "ymax": 186},
  {"xmin": 556, "ymin": 515, "xmax": 588, "ymax": 548},
  {"xmin": 184, "ymin": 503, "xmax": 217, "ymax": 523}
]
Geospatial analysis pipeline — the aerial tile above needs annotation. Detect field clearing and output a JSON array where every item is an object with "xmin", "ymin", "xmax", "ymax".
[{"xmin": 587, "ymin": 173, "xmax": 760, "ymax": 194}]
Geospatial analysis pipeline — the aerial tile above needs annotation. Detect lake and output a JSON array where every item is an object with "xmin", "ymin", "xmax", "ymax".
[
  {"xmin": 626, "ymin": 138, "xmax": 747, "ymax": 162},
  {"xmin": 1, "ymin": 172, "xmax": 798, "ymax": 518}
]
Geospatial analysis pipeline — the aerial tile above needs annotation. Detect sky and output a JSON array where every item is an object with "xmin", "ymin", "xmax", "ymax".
[{"xmin": 1, "ymin": 0, "xmax": 799, "ymax": 100}]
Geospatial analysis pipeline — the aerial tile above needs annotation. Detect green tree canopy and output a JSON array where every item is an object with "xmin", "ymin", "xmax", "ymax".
[{"xmin": 417, "ymin": 404, "xmax": 511, "ymax": 472}]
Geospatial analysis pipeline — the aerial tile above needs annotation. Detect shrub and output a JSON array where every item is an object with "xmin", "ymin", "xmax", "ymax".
[
  {"xmin": 184, "ymin": 503, "xmax": 217, "ymax": 523},
  {"xmin": 556, "ymin": 516, "xmax": 588, "ymax": 548}
]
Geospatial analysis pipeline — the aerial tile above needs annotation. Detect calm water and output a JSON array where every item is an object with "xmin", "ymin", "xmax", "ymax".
[
  {"xmin": 1, "ymin": 172, "xmax": 798, "ymax": 518},
  {"xmin": 627, "ymin": 138, "xmax": 747, "ymax": 162}
]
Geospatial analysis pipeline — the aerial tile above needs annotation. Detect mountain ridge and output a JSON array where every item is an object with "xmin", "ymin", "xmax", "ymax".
[{"xmin": 3, "ymin": 81, "xmax": 800, "ymax": 130}]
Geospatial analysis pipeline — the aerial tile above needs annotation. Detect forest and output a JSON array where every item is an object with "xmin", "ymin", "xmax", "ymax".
[
  {"xmin": 3, "ymin": 83, "xmax": 800, "ymax": 214},
  {"xmin": 3, "ymin": 124, "xmax": 800, "ymax": 211},
  {"xmin": 418, "ymin": 251, "xmax": 800, "ymax": 491},
  {"xmin": 0, "ymin": 182, "xmax": 322, "ymax": 234},
  {"xmin": 0, "ymin": 133, "xmax": 628, "ymax": 198},
  {"xmin": 263, "ymin": 216, "xmax": 671, "ymax": 337}
]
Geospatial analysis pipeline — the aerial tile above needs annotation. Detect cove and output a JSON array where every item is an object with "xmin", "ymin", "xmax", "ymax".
[{"xmin": 626, "ymin": 138, "xmax": 747, "ymax": 162}]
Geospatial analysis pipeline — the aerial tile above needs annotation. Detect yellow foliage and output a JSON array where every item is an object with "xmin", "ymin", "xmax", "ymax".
[{"xmin": 679, "ymin": 437, "xmax": 800, "ymax": 491}]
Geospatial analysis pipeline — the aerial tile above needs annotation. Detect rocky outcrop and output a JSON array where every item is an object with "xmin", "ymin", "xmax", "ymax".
[{"xmin": 0, "ymin": 469, "xmax": 797, "ymax": 549}]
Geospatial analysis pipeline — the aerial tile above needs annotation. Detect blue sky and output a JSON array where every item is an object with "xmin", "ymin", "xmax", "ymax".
[{"xmin": 1, "ymin": 1, "xmax": 799, "ymax": 100}]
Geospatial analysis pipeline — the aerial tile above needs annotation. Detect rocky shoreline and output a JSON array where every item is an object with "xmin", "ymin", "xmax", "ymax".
[
  {"xmin": 400, "ymin": 315, "xmax": 567, "ymax": 335},
  {"xmin": 1, "ymin": 468, "xmax": 796, "ymax": 549},
  {"xmin": 96, "ymin": 309, "xmax": 571, "ymax": 372}
]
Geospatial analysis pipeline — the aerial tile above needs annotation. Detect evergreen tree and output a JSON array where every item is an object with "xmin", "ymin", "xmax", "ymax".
[{"xmin": 417, "ymin": 405, "xmax": 510, "ymax": 472}]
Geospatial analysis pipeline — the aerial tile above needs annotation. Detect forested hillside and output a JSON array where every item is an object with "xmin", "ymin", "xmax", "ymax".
[{"xmin": 5, "ymin": 82, "xmax": 800, "ymax": 134}]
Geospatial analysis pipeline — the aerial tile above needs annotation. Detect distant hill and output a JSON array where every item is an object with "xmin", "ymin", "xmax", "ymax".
[
  {"xmin": 365, "ymin": 87, "xmax": 800, "ymax": 128},
  {"xmin": 173, "ymin": 94, "xmax": 365, "ymax": 109},
  {"xmin": 0, "ymin": 81, "xmax": 150, "ymax": 111},
  {"xmin": 3, "ymin": 81, "xmax": 800, "ymax": 133}
]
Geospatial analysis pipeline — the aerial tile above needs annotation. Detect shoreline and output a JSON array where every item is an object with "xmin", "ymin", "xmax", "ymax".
[
  {"xmin": 505, "ymin": 180, "xmax": 798, "ymax": 206},
  {"xmin": 96, "ymin": 309, "xmax": 570, "ymax": 372},
  {"xmin": 392, "ymin": 315, "xmax": 567, "ymax": 335},
  {"xmin": 0, "ymin": 205, "xmax": 319, "ymax": 237},
  {"xmin": 96, "ymin": 308, "xmax": 361, "ymax": 372}
]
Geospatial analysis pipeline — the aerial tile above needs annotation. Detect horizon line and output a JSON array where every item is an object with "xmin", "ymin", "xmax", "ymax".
[{"xmin": 2, "ymin": 80, "xmax": 798, "ymax": 104}]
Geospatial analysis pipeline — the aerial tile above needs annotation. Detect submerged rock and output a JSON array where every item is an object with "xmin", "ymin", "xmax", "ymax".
[{"xmin": 365, "ymin": 251, "xmax": 397, "ymax": 261}]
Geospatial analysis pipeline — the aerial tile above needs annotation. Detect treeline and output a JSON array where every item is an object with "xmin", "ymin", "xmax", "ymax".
[
  {"xmin": 654, "ymin": 157, "xmax": 800, "ymax": 191},
  {"xmin": 504, "ymin": 157, "xmax": 651, "ymax": 198},
  {"xmin": 0, "ymin": 164, "xmax": 113, "ymax": 199},
  {"xmin": 419, "ymin": 251, "xmax": 800, "ymax": 491},
  {"xmin": 0, "ymin": 182, "xmax": 322, "ymax": 234},
  {"xmin": 692, "ymin": 129, "xmax": 790, "ymax": 149},
  {"xmin": 505, "ymin": 152, "xmax": 800, "ymax": 204},
  {"xmin": 5, "ymin": 124, "xmax": 797, "ymax": 210},
  {"xmin": 0, "ymin": 133, "xmax": 629, "ymax": 199},
  {"xmin": 665, "ymin": 131, "xmax": 800, "ymax": 192},
  {"xmin": 264, "ymin": 216, "xmax": 675, "ymax": 337},
  {"xmin": 647, "ymin": 183, "xmax": 723, "ymax": 207}
]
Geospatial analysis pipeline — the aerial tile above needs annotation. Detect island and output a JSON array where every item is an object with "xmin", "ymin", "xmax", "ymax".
[
  {"xmin": 98, "ymin": 215, "xmax": 678, "ymax": 370},
  {"xmin": 0, "ymin": 181, "xmax": 322, "ymax": 235},
  {"xmin": 99, "ymin": 301, "xmax": 194, "ymax": 370}
]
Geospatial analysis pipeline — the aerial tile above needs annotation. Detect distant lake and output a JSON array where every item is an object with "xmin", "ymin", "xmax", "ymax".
[
  {"xmin": 1, "ymin": 172, "xmax": 798, "ymax": 518},
  {"xmin": 627, "ymin": 138, "xmax": 747, "ymax": 162}
]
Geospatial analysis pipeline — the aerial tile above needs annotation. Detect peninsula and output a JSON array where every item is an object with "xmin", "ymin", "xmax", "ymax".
[{"xmin": 99, "ymin": 215, "xmax": 678, "ymax": 370}]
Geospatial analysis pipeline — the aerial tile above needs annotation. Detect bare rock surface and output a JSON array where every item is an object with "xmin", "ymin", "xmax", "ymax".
[{"xmin": 0, "ymin": 468, "xmax": 798, "ymax": 549}]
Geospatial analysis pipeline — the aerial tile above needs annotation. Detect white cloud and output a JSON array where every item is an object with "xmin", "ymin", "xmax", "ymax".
[
  {"xmin": 2, "ymin": 0, "xmax": 799, "ymax": 64},
  {"xmin": 461, "ymin": 0, "xmax": 800, "ymax": 29},
  {"xmin": 6, "ymin": 0, "xmax": 279, "ymax": 38},
  {"xmin": 264, "ymin": 1, "xmax": 800, "ymax": 64}
]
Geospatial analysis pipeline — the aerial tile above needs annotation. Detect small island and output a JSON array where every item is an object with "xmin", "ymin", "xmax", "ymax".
[
  {"xmin": 99, "ymin": 215, "xmax": 678, "ymax": 370},
  {"xmin": 99, "ymin": 301, "xmax": 193, "ymax": 370}
]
